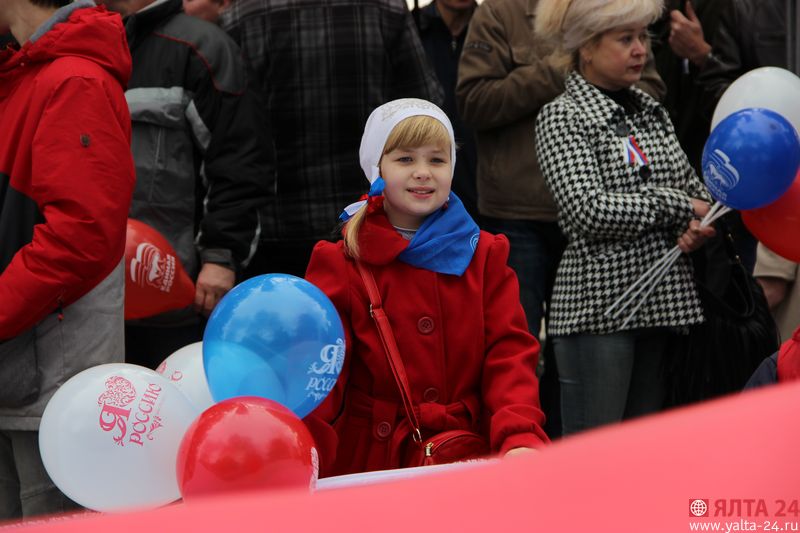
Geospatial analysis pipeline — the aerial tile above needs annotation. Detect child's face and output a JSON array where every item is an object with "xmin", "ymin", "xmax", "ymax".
[{"xmin": 379, "ymin": 143, "xmax": 452, "ymax": 230}]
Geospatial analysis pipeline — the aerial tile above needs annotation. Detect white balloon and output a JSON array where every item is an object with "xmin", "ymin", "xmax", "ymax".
[
  {"xmin": 712, "ymin": 67, "xmax": 800, "ymax": 135},
  {"xmin": 39, "ymin": 364, "xmax": 200, "ymax": 512},
  {"xmin": 156, "ymin": 342, "xmax": 215, "ymax": 411}
]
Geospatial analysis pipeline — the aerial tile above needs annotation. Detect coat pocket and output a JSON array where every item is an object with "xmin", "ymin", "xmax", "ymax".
[{"xmin": 0, "ymin": 329, "xmax": 41, "ymax": 408}]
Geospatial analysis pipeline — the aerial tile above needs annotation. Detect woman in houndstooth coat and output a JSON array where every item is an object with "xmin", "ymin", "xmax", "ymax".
[{"xmin": 533, "ymin": 0, "xmax": 716, "ymax": 436}]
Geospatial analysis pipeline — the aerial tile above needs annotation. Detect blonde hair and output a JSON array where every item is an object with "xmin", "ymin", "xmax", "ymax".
[
  {"xmin": 534, "ymin": 0, "xmax": 664, "ymax": 72},
  {"xmin": 344, "ymin": 115, "xmax": 451, "ymax": 259}
]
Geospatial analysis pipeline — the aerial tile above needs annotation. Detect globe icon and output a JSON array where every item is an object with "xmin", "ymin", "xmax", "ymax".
[{"xmin": 690, "ymin": 500, "xmax": 708, "ymax": 517}]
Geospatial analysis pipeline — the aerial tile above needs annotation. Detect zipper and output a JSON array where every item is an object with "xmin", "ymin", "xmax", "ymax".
[
  {"xmin": 425, "ymin": 442, "xmax": 434, "ymax": 457},
  {"xmin": 425, "ymin": 432, "xmax": 479, "ymax": 456}
]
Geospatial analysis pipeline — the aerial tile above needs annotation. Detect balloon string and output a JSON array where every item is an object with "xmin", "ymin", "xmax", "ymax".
[{"xmin": 605, "ymin": 202, "xmax": 731, "ymax": 325}]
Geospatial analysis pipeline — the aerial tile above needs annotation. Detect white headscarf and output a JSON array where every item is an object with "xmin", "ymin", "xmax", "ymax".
[{"xmin": 358, "ymin": 98, "xmax": 456, "ymax": 184}]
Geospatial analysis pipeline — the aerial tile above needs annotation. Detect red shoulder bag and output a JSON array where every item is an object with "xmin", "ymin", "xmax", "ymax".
[{"xmin": 355, "ymin": 261, "xmax": 490, "ymax": 467}]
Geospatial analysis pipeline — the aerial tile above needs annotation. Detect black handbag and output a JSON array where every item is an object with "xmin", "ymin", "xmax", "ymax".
[{"xmin": 664, "ymin": 217, "xmax": 780, "ymax": 406}]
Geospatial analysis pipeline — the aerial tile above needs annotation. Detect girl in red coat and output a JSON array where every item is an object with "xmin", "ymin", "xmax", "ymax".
[{"xmin": 303, "ymin": 99, "xmax": 548, "ymax": 477}]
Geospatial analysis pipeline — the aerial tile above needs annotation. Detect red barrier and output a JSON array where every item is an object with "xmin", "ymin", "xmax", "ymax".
[{"xmin": 9, "ymin": 381, "xmax": 800, "ymax": 532}]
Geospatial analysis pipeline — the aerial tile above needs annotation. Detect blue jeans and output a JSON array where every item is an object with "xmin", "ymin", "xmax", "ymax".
[
  {"xmin": 481, "ymin": 218, "xmax": 565, "ymax": 338},
  {"xmin": 553, "ymin": 329, "xmax": 669, "ymax": 436}
]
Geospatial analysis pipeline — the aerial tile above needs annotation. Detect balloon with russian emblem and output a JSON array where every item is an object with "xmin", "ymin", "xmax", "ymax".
[{"xmin": 38, "ymin": 363, "xmax": 199, "ymax": 512}]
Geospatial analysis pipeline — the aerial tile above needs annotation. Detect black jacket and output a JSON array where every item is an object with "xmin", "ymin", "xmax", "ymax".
[
  {"xmin": 124, "ymin": 0, "xmax": 274, "ymax": 282},
  {"xmin": 697, "ymin": 0, "xmax": 788, "ymax": 118},
  {"xmin": 651, "ymin": 0, "xmax": 727, "ymax": 171},
  {"xmin": 0, "ymin": 34, "xmax": 15, "ymax": 49}
]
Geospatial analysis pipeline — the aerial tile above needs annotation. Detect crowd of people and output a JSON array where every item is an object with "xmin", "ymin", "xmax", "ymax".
[{"xmin": 0, "ymin": 0, "xmax": 797, "ymax": 521}]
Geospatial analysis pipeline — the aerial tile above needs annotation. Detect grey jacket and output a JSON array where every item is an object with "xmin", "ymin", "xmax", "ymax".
[
  {"xmin": 124, "ymin": 0, "xmax": 274, "ymax": 305},
  {"xmin": 0, "ymin": 262, "xmax": 124, "ymax": 430}
]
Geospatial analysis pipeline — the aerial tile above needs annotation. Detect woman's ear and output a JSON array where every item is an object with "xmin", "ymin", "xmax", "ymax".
[
  {"xmin": 579, "ymin": 44, "xmax": 593, "ymax": 65},
  {"xmin": 579, "ymin": 35, "xmax": 602, "ymax": 66}
]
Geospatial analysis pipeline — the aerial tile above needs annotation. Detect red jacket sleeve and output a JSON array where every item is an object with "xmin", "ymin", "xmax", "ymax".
[
  {"xmin": 303, "ymin": 241, "xmax": 354, "ymax": 476},
  {"xmin": 480, "ymin": 234, "xmax": 550, "ymax": 453},
  {"xmin": 0, "ymin": 75, "xmax": 135, "ymax": 340}
]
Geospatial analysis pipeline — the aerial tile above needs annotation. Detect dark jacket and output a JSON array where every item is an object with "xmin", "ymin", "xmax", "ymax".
[
  {"xmin": 651, "ymin": 0, "xmax": 727, "ymax": 171},
  {"xmin": 414, "ymin": 2, "xmax": 480, "ymax": 222},
  {"xmin": 124, "ymin": 0, "xmax": 274, "ymax": 286},
  {"xmin": 0, "ymin": 34, "xmax": 15, "ymax": 48},
  {"xmin": 697, "ymin": 0, "xmax": 788, "ymax": 118},
  {"xmin": 221, "ymin": 0, "xmax": 443, "ymax": 243}
]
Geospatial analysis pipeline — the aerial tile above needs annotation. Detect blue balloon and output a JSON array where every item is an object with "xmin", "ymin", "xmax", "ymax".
[
  {"xmin": 203, "ymin": 274, "xmax": 345, "ymax": 418},
  {"xmin": 702, "ymin": 108, "xmax": 800, "ymax": 210}
]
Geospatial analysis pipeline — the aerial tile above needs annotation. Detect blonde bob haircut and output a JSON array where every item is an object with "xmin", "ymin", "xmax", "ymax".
[
  {"xmin": 343, "ymin": 115, "xmax": 452, "ymax": 259},
  {"xmin": 534, "ymin": 0, "xmax": 664, "ymax": 72}
]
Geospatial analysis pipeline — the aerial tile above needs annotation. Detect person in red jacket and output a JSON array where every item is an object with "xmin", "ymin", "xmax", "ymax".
[
  {"xmin": 745, "ymin": 325, "xmax": 800, "ymax": 389},
  {"xmin": 303, "ymin": 99, "xmax": 548, "ymax": 477},
  {"xmin": 0, "ymin": 0, "xmax": 135, "ymax": 518}
]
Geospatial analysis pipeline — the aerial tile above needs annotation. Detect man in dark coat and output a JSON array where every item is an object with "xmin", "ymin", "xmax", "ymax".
[
  {"xmin": 220, "ymin": 0, "xmax": 443, "ymax": 279},
  {"xmin": 104, "ymin": 0, "xmax": 275, "ymax": 368},
  {"xmin": 695, "ymin": 0, "xmax": 789, "ymax": 273},
  {"xmin": 651, "ymin": 0, "xmax": 727, "ymax": 172}
]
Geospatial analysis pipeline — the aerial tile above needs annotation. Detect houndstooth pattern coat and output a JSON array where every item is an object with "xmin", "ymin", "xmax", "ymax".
[{"xmin": 535, "ymin": 72, "xmax": 708, "ymax": 337}]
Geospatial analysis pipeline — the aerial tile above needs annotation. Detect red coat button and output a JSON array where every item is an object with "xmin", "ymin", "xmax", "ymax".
[
  {"xmin": 423, "ymin": 387, "xmax": 439, "ymax": 403},
  {"xmin": 376, "ymin": 421, "xmax": 392, "ymax": 438},
  {"xmin": 417, "ymin": 316, "xmax": 435, "ymax": 334}
]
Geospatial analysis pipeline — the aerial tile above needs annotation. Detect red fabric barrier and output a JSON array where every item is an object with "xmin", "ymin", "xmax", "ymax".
[{"xmin": 8, "ymin": 382, "xmax": 800, "ymax": 532}]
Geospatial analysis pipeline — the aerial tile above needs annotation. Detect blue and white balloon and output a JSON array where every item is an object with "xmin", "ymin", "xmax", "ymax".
[
  {"xmin": 203, "ymin": 274, "xmax": 345, "ymax": 418},
  {"xmin": 702, "ymin": 108, "xmax": 800, "ymax": 210}
]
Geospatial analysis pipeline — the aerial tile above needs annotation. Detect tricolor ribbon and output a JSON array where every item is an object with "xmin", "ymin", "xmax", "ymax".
[
  {"xmin": 339, "ymin": 178, "xmax": 386, "ymax": 221},
  {"xmin": 622, "ymin": 135, "xmax": 649, "ymax": 167}
]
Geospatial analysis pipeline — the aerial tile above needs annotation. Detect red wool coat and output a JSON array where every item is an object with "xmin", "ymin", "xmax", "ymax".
[{"xmin": 304, "ymin": 206, "xmax": 548, "ymax": 477}]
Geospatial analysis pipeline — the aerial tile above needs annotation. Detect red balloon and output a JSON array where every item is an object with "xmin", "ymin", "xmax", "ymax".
[
  {"xmin": 742, "ymin": 170, "xmax": 800, "ymax": 262},
  {"xmin": 124, "ymin": 219, "xmax": 195, "ymax": 319},
  {"xmin": 176, "ymin": 397, "xmax": 318, "ymax": 501}
]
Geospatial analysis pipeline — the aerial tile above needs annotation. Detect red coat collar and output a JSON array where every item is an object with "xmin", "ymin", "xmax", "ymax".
[{"xmin": 353, "ymin": 199, "xmax": 410, "ymax": 266}]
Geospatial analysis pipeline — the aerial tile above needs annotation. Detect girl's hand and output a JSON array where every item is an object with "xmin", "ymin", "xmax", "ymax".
[
  {"xmin": 504, "ymin": 447, "xmax": 537, "ymax": 458},
  {"xmin": 677, "ymin": 218, "xmax": 716, "ymax": 253}
]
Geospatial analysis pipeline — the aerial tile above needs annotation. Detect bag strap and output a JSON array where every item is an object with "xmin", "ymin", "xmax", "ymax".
[{"xmin": 355, "ymin": 261, "xmax": 423, "ymax": 444}]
